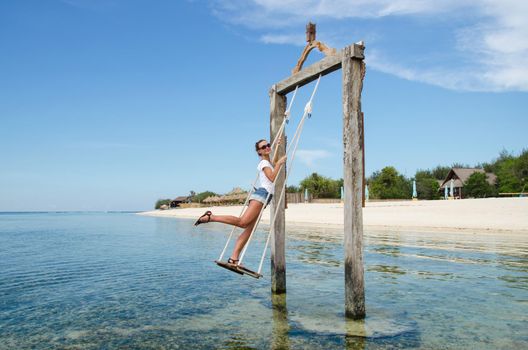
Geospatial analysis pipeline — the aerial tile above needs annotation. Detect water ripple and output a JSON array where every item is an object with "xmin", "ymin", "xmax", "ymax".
[{"xmin": 1, "ymin": 213, "xmax": 527, "ymax": 349}]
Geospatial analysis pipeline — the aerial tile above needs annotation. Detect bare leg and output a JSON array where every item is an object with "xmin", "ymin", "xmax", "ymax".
[
  {"xmin": 207, "ymin": 200, "xmax": 264, "ymax": 229},
  {"xmin": 230, "ymin": 217, "xmax": 258, "ymax": 262}
]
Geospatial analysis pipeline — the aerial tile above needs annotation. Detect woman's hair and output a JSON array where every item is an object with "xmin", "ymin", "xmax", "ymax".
[{"xmin": 255, "ymin": 139, "xmax": 267, "ymax": 154}]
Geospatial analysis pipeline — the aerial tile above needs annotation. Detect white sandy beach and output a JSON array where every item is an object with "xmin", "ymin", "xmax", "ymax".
[{"xmin": 138, "ymin": 197, "xmax": 528, "ymax": 234}]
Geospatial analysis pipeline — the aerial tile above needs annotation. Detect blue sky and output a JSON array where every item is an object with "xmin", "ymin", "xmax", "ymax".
[{"xmin": 1, "ymin": 0, "xmax": 527, "ymax": 211}]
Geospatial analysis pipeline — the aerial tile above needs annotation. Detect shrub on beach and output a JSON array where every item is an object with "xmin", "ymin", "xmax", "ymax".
[{"xmin": 155, "ymin": 199, "xmax": 171, "ymax": 209}]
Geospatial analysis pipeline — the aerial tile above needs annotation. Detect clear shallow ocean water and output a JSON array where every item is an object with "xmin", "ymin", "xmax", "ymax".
[{"xmin": 0, "ymin": 212, "xmax": 527, "ymax": 349}]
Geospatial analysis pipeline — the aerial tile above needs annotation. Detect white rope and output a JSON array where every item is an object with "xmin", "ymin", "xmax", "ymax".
[
  {"xmin": 238, "ymin": 76, "xmax": 321, "ymax": 268},
  {"xmin": 257, "ymin": 110, "xmax": 308, "ymax": 273},
  {"xmin": 256, "ymin": 75, "xmax": 321, "ymax": 273},
  {"xmin": 217, "ymin": 85, "xmax": 299, "ymax": 261}
]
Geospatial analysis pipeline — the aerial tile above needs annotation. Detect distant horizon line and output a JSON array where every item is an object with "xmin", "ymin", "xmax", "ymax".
[{"xmin": 0, "ymin": 211, "xmax": 142, "ymax": 214}]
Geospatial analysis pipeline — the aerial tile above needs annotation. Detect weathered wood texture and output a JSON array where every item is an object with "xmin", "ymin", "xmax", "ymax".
[
  {"xmin": 361, "ymin": 111, "xmax": 365, "ymax": 208},
  {"xmin": 269, "ymin": 86, "xmax": 287, "ymax": 294},
  {"xmin": 342, "ymin": 46, "xmax": 366, "ymax": 319},
  {"xmin": 276, "ymin": 44, "xmax": 364, "ymax": 95},
  {"xmin": 292, "ymin": 41, "xmax": 337, "ymax": 74}
]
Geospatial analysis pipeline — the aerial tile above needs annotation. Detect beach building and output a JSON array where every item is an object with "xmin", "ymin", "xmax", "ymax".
[
  {"xmin": 219, "ymin": 187, "xmax": 248, "ymax": 205},
  {"xmin": 439, "ymin": 168, "xmax": 497, "ymax": 199},
  {"xmin": 203, "ymin": 195, "xmax": 221, "ymax": 205},
  {"xmin": 203, "ymin": 188, "xmax": 248, "ymax": 206},
  {"xmin": 170, "ymin": 196, "xmax": 191, "ymax": 208}
]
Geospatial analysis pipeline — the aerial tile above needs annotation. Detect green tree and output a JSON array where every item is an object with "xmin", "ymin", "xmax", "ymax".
[
  {"xmin": 191, "ymin": 191, "xmax": 218, "ymax": 203},
  {"xmin": 483, "ymin": 149, "xmax": 528, "ymax": 193},
  {"xmin": 415, "ymin": 170, "xmax": 440, "ymax": 199},
  {"xmin": 155, "ymin": 198, "xmax": 171, "ymax": 209},
  {"xmin": 451, "ymin": 162, "xmax": 470, "ymax": 168},
  {"xmin": 464, "ymin": 172, "xmax": 497, "ymax": 198},
  {"xmin": 495, "ymin": 157, "xmax": 519, "ymax": 193},
  {"xmin": 513, "ymin": 149, "xmax": 528, "ymax": 189},
  {"xmin": 299, "ymin": 173, "xmax": 341, "ymax": 198},
  {"xmin": 483, "ymin": 149, "xmax": 514, "ymax": 173},
  {"xmin": 430, "ymin": 166, "xmax": 451, "ymax": 180},
  {"xmin": 286, "ymin": 185, "xmax": 301, "ymax": 193},
  {"xmin": 369, "ymin": 166, "xmax": 412, "ymax": 199}
]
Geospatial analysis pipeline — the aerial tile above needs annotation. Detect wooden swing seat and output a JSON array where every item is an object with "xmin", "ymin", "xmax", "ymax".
[{"xmin": 215, "ymin": 260, "xmax": 263, "ymax": 279}]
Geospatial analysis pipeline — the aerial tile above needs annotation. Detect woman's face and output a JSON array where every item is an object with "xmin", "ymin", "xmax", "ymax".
[{"xmin": 257, "ymin": 140, "xmax": 271, "ymax": 156}]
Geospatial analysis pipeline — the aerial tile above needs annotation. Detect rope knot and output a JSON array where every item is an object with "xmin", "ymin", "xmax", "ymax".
[
  {"xmin": 304, "ymin": 101, "xmax": 313, "ymax": 118},
  {"xmin": 284, "ymin": 110, "xmax": 290, "ymax": 124}
]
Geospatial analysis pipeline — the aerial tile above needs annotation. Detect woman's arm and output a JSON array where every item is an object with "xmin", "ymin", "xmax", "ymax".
[
  {"xmin": 272, "ymin": 138, "xmax": 282, "ymax": 166},
  {"xmin": 263, "ymin": 156, "xmax": 287, "ymax": 183},
  {"xmin": 272, "ymin": 149, "xmax": 280, "ymax": 166}
]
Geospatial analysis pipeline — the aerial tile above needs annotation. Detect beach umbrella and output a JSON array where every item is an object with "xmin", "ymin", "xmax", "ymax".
[
  {"xmin": 450, "ymin": 179, "xmax": 454, "ymax": 198},
  {"xmin": 412, "ymin": 180, "xmax": 417, "ymax": 198},
  {"xmin": 444, "ymin": 185, "xmax": 448, "ymax": 199},
  {"xmin": 365, "ymin": 185, "xmax": 369, "ymax": 201},
  {"xmin": 340, "ymin": 186, "xmax": 344, "ymax": 200},
  {"xmin": 304, "ymin": 188, "xmax": 309, "ymax": 203}
]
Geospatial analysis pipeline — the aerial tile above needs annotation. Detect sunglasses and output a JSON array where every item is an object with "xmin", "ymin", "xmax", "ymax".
[{"xmin": 259, "ymin": 143, "xmax": 271, "ymax": 150}]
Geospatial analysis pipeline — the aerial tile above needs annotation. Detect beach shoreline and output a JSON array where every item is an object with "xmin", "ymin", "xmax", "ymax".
[{"xmin": 138, "ymin": 197, "xmax": 528, "ymax": 235}]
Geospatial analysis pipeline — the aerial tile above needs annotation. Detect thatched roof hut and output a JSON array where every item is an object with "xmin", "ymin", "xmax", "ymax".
[
  {"xmin": 218, "ymin": 187, "xmax": 248, "ymax": 204},
  {"xmin": 439, "ymin": 168, "xmax": 497, "ymax": 198},
  {"xmin": 203, "ymin": 195, "xmax": 221, "ymax": 204},
  {"xmin": 221, "ymin": 193, "xmax": 247, "ymax": 202},
  {"xmin": 226, "ymin": 187, "xmax": 247, "ymax": 195}
]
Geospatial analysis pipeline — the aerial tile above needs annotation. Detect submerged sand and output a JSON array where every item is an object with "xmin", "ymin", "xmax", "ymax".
[{"xmin": 138, "ymin": 197, "xmax": 528, "ymax": 235}]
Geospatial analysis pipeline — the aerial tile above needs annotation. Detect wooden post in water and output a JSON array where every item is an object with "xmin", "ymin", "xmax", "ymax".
[
  {"xmin": 270, "ymin": 28, "xmax": 366, "ymax": 313},
  {"xmin": 361, "ymin": 111, "xmax": 366, "ymax": 208},
  {"xmin": 342, "ymin": 45, "xmax": 366, "ymax": 319},
  {"xmin": 269, "ymin": 85, "xmax": 287, "ymax": 294}
]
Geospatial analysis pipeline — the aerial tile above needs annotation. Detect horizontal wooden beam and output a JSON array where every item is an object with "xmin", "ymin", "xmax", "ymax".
[{"xmin": 274, "ymin": 43, "xmax": 364, "ymax": 95}]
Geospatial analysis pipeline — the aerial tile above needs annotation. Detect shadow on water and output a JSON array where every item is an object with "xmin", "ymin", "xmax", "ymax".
[
  {"xmin": 271, "ymin": 294, "xmax": 290, "ymax": 350},
  {"xmin": 223, "ymin": 334, "xmax": 259, "ymax": 350},
  {"xmin": 268, "ymin": 293, "xmax": 419, "ymax": 350},
  {"xmin": 344, "ymin": 318, "xmax": 367, "ymax": 350}
]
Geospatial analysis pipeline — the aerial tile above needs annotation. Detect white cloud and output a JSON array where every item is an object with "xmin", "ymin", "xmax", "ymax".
[
  {"xmin": 260, "ymin": 33, "xmax": 305, "ymax": 45},
  {"xmin": 367, "ymin": 49, "xmax": 487, "ymax": 91},
  {"xmin": 212, "ymin": 0, "xmax": 467, "ymax": 25},
  {"xmin": 210, "ymin": 0, "xmax": 528, "ymax": 92},
  {"xmin": 295, "ymin": 149, "xmax": 333, "ymax": 167}
]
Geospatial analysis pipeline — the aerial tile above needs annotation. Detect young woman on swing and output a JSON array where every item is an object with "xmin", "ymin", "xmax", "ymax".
[{"xmin": 194, "ymin": 139, "xmax": 287, "ymax": 267}]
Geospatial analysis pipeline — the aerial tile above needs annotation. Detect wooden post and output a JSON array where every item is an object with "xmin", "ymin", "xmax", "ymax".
[
  {"xmin": 270, "ymin": 85, "xmax": 287, "ymax": 294},
  {"xmin": 342, "ymin": 46, "xmax": 366, "ymax": 319},
  {"xmin": 360, "ymin": 111, "xmax": 365, "ymax": 208}
]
